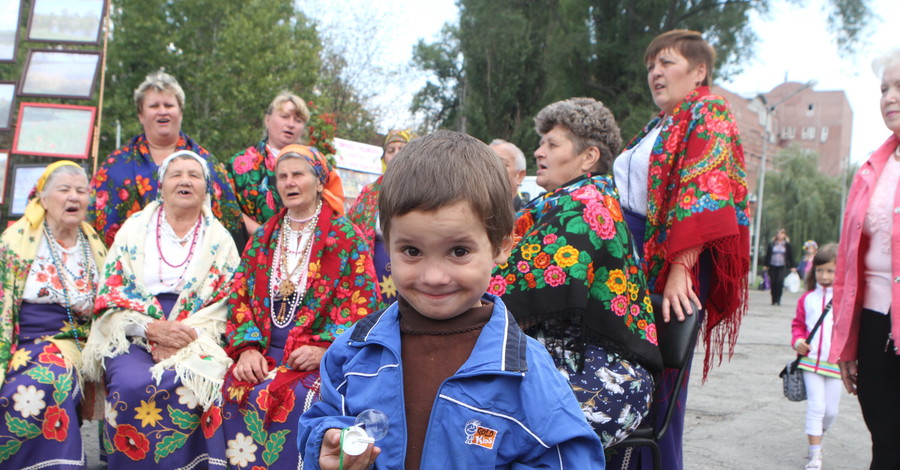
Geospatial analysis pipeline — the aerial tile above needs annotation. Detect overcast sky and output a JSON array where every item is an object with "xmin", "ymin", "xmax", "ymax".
[{"xmin": 309, "ymin": 1, "xmax": 900, "ymax": 163}]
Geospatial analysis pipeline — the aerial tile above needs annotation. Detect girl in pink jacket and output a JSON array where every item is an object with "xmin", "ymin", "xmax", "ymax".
[{"xmin": 791, "ymin": 244, "xmax": 840, "ymax": 470}]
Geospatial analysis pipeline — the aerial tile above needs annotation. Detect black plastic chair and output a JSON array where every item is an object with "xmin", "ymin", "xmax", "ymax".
[{"xmin": 606, "ymin": 294, "xmax": 703, "ymax": 470}]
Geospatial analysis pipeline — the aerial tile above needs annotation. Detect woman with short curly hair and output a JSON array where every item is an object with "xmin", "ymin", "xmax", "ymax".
[{"xmin": 493, "ymin": 97, "xmax": 662, "ymax": 448}]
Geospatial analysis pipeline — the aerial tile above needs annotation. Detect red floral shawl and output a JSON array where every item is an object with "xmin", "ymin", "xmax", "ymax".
[
  {"xmin": 624, "ymin": 86, "xmax": 750, "ymax": 377},
  {"xmin": 346, "ymin": 176, "xmax": 382, "ymax": 254},
  {"xmin": 223, "ymin": 204, "xmax": 378, "ymax": 414}
]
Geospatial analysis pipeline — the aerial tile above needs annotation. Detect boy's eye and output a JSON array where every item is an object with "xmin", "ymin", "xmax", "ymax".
[
  {"xmin": 401, "ymin": 246, "xmax": 420, "ymax": 257},
  {"xmin": 451, "ymin": 247, "xmax": 470, "ymax": 258}
]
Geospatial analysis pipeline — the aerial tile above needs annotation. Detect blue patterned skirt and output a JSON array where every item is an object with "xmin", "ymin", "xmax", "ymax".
[{"xmin": 0, "ymin": 302, "xmax": 85, "ymax": 469}]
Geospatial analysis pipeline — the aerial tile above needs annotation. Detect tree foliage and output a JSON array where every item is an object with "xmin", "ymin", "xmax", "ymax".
[
  {"xmin": 759, "ymin": 147, "xmax": 843, "ymax": 254},
  {"xmin": 412, "ymin": 0, "xmax": 871, "ymax": 169},
  {"xmin": 102, "ymin": 0, "xmax": 321, "ymax": 161}
]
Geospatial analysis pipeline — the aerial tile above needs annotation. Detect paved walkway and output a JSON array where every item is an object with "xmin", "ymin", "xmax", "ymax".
[
  {"xmin": 683, "ymin": 289, "xmax": 870, "ymax": 469},
  {"xmin": 80, "ymin": 289, "xmax": 872, "ymax": 469}
]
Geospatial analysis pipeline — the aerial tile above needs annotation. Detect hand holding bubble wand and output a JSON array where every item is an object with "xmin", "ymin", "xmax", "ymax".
[{"xmin": 339, "ymin": 409, "xmax": 388, "ymax": 470}]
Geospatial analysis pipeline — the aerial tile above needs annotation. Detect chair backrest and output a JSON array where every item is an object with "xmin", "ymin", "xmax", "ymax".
[{"xmin": 650, "ymin": 294, "xmax": 702, "ymax": 370}]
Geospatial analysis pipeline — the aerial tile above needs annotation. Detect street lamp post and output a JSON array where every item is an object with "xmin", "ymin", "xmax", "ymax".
[{"xmin": 749, "ymin": 80, "xmax": 817, "ymax": 285}]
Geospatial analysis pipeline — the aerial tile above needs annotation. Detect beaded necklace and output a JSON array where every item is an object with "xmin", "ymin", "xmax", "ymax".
[
  {"xmin": 269, "ymin": 200, "xmax": 321, "ymax": 328},
  {"xmin": 156, "ymin": 207, "xmax": 202, "ymax": 288},
  {"xmin": 42, "ymin": 221, "xmax": 96, "ymax": 351}
]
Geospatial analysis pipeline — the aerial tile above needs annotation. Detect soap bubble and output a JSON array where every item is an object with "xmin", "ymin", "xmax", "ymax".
[{"xmin": 355, "ymin": 409, "xmax": 389, "ymax": 441}]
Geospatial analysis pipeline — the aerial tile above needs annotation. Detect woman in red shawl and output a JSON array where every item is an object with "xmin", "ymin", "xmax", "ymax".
[
  {"xmin": 219, "ymin": 145, "xmax": 378, "ymax": 469},
  {"xmin": 609, "ymin": 30, "xmax": 750, "ymax": 470}
]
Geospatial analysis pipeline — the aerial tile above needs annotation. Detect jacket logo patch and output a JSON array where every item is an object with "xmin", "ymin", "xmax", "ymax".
[{"xmin": 464, "ymin": 419, "xmax": 497, "ymax": 449}]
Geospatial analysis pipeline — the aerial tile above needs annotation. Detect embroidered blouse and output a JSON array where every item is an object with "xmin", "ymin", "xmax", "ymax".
[{"xmin": 22, "ymin": 236, "xmax": 98, "ymax": 315}]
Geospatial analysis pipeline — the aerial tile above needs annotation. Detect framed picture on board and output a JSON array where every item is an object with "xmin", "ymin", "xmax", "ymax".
[
  {"xmin": 0, "ymin": 150, "xmax": 9, "ymax": 205},
  {"xmin": 0, "ymin": 81, "xmax": 14, "ymax": 130},
  {"xmin": 0, "ymin": 0, "xmax": 24, "ymax": 62},
  {"xmin": 26, "ymin": 0, "xmax": 107, "ymax": 45},
  {"xmin": 19, "ymin": 50, "xmax": 101, "ymax": 99},
  {"xmin": 8, "ymin": 163, "xmax": 46, "ymax": 216},
  {"xmin": 13, "ymin": 102, "xmax": 96, "ymax": 159}
]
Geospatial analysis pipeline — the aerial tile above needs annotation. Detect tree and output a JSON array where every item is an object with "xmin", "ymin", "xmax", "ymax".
[
  {"xmin": 101, "ymin": 0, "xmax": 321, "ymax": 161},
  {"xmin": 410, "ymin": 25, "xmax": 465, "ymax": 134},
  {"xmin": 760, "ymin": 146, "xmax": 843, "ymax": 252},
  {"xmin": 412, "ymin": 0, "xmax": 872, "ymax": 163}
]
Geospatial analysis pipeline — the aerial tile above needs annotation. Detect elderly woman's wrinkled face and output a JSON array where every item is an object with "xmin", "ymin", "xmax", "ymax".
[
  {"xmin": 383, "ymin": 142, "xmax": 406, "ymax": 167},
  {"xmin": 647, "ymin": 48, "xmax": 707, "ymax": 115},
  {"xmin": 266, "ymin": 101, "xmax": 306, "ymax": 151},
  {"xmin": 276, "ymin": 157, "xmax": 324, "ymax": 216},
  {"xmin": 138, "ymin": 89, "xmax": 183, "ymax": 144},
  {"xmin": 534, "ymin": 125, "xmax": 595, "ymax": 192},
  {"xmin": 881, "ymin": 63, "xmax": 900, "ymax": 136},
  {"xmin": 160, "ymin": 157, "xmax": 207, "ymax": 211},
  {"xmin": 41, "ymin": 173, "xmax": 90, "ymax": 229}
]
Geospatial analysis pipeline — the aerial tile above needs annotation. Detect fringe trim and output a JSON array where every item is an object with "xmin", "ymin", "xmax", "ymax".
[
  {"xmin": 660, "ymin": 235, "xmax": 749, "ymax": 381},
  {"xmin": 150, "ymin": 335, "xmax": 231, "ymax": 411},
  {"xmin": 80, "ymin": 312, "xmax": 149, "ymax": 382}
]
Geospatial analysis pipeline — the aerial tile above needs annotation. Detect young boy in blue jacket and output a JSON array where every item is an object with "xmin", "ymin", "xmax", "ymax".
[{"xmin": 299, "ymin": 130, "xmax": 605, "ymax": 469}]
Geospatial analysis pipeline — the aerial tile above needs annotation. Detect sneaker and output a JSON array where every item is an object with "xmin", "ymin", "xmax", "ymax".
[{"xmin": 805, "ymin": 450, "xmax": 823, "ymax": 469}]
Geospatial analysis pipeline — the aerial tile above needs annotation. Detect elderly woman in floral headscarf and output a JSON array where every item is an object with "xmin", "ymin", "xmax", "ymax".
[
  {"xmin": 219, "ymin": 144, "xmax": 377, "ymax": 469},
  {"xmin": 82, "ymin": 150, "xmax": 240, "ymax": 469},
  {"xmin": 347, "ymin": 129, "xmax": 416, "ymax": 307},
  {"xmin": 0, "ymin": 161, "xmax": 107, "ymax": 469}
]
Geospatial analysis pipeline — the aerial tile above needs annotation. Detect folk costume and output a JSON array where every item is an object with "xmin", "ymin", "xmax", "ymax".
[
  {"xmin": 88, "ymin": 132, "xmax": 243, "ymax": 247},
  {"xmin": 82, "ymin": 194, "xmax": 240, "ymax": 468},
  {"xmin": 219, "ymin": 145, "xmax": 376, "ymax": 469},
  {"xmin": 0, "ymin": 161, "xmax": 107, "ymax": 469},
  {"xmin": 346, "ymin": 129, "xmax": 416, "ymax": 308},
  {"xmin": 612, "ymin": 86, "xmax": 749, "ymax": 470},
  {"xmin": 226, "ymin": 138, "xmax": 281, "ymax": 226},
  {"xmin": 492, "ymin": 173, "xmax": 662, "ymax": 447}
]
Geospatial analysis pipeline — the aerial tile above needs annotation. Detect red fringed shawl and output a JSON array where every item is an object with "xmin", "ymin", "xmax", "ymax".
[{"xmin": 624, "ymin": 86, "xmax": 750, "ymax": 378}]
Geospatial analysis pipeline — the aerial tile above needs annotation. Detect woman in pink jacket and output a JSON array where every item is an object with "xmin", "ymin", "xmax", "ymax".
[{"xmin": 831, "ymin": 48, "xmax": 900, "ymax": 470}]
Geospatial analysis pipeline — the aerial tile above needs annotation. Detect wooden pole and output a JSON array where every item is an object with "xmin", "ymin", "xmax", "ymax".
[{"xmin": 91, "ymin": 0, "xmax": 113, "ymax": 175}]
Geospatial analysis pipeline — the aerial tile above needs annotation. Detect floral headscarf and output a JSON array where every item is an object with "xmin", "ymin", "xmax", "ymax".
[
  {"xmin": 23, "ymin": 160, "xmax": 85, "ymax": 229},
  {"xmin": 276, "ymin": 144, "xmax": 345, "ymax": 215},
  {"xmin": 157, "ymin": 150, "xmax": 212, "ymax": 208}
]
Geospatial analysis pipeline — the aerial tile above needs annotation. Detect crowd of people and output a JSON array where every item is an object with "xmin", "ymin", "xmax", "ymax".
[{"xmin": 0, "ymin": 30, "xmax": 895, "ymax": 470}]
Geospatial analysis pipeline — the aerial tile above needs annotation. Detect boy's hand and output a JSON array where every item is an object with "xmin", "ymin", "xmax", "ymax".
[
  {"xmin": 794, "ymin": 339, "xmax": 810, "ymax": 356},
  {"xmin": 319, "ymin": 428, "xmax": 380, "ymax": 470}
]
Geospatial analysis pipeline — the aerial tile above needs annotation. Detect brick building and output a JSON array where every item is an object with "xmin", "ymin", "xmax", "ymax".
[{"xmin": 713, "ymin": 82, "xmax": 853, "ymax": 195}]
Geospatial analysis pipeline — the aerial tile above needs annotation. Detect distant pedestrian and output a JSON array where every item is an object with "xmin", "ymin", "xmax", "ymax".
[
  {"xmin": 765, "ymin": 228, "xmax": 796, "ymax": 305},
  {"xmin": 797, "ymin": 240, "xmax": 818, "ymax": 280},
  {"xmin": 831, "ymin": 48, "xmax": 900, "ymax": 470},
  {"xmin": 791, "ymin": 243, "xmax": 840, "ymax": 470}
]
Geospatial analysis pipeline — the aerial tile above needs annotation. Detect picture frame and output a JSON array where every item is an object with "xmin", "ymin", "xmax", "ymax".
[
  {"xmin": 0, "ymin": 0, "xmax": 24, "ymax": 62},
  {"xmin": 0, "ymin": 81, "xmax": 14, "ymax": 130},
  {"xmin": 0, "ymin": 150, "xmax": 9, "ymax": 205},
  {"xmin": 26, "ymin": 0, "xmax": 107, "ymax": 45},
  {"xmin": 8, "ymin": 163, "xmax": 46, "ymax": 216},
  {"xmin": 19, "ymin": 49, "xmax": 101, "ymax": 99},
  {"xmin": 13, "ymin": 102, "xmax": 96, "ymax": 159}
]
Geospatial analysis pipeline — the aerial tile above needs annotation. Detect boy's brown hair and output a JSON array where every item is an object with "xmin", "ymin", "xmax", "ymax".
[{"xmin": 379, "ymin": 130, "xmax": 515, "ymax": 255}]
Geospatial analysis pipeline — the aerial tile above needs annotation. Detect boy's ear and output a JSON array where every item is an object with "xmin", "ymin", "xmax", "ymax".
[{"xmin": 493, "ymin": 232, "xmax": 515, "ymax": 265}]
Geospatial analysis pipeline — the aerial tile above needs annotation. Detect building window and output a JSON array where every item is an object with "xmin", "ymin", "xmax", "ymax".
[
  {"xmin": 820, "ymin": 126, "xmax": 829, "ymax": 143},
  {"xmin": 780, "ymin": 126, "xmax": 796, "ymax": 140},
  {"xmin": 806, "ymin": 104, "xmax": 815, "ymax": 117},
  {"xmin": 801, "ymin": 126, "xmax": 816, "ymax": 140}
]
